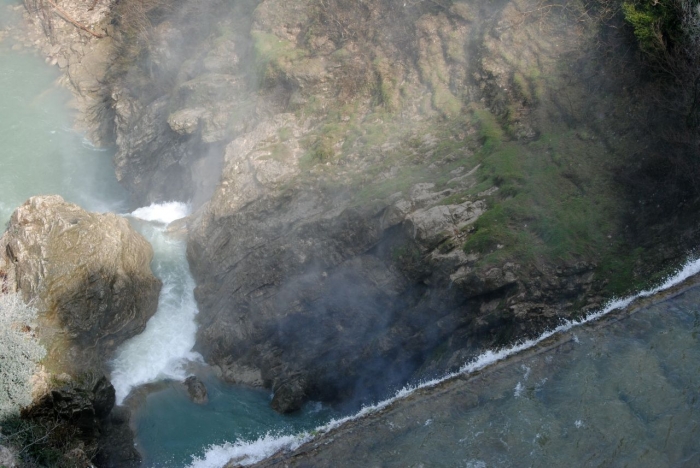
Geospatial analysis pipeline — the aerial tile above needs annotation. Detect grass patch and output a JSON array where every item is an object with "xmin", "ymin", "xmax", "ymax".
[
  {"xmin": 470, "ymin": 105, "xmax": 504, "ymax": 150},
  {"xmin": 463, "ymin": 128, "xmax": 628, "ymax": 283},
  {"xmin": 251, "ymin": 30, "xmax": 307, "ymax": 84}
]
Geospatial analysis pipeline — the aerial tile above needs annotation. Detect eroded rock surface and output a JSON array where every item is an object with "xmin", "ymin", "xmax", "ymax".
[
  {"xmin": 10, "ymin": 0, "xmax": 679, "ymax": 419},
  {"xmin": 0, "ymin": 195, "xmax": 161, "ymax": 373},
  {"xmin": 23, "ymin": 377, "xmax": 140, "ymax": 468}
]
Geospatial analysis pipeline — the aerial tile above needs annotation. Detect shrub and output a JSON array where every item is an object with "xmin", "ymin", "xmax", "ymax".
[{"xmin": 0, "ymin": 293, "xmax": 46, "ymax": 420}]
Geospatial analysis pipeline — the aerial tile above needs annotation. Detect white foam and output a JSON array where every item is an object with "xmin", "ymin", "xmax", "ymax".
[
  {"xmin": 188, "ymin": 434, "xmax": 310, "ymax": 468},
  {"xmin": 111, "ymin": 225, "xmax": 201, "ymax": 404},
  {"xmin": 130, "ymin": 201, "xmax": 190, "ymax": 224},
  {"xmin": 514, "ymin": 381, "xmax": 524, "ymax": 398},
  {"xmin": 187, "ymin": 256, "xmax": 700, "ymax": 468}
]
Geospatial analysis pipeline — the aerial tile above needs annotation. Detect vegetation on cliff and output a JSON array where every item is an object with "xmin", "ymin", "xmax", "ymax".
[{"xmin": 14, "ymin": 0, "xmax": 700, "ymax": 420}]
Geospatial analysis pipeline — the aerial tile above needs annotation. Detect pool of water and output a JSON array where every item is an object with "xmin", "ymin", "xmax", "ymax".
[
  {"xmin": 0, "ymin": 29, "xmax": 339, "ymax": 468},
  {"xmin": 0, "ymin": 44, "xmax": 130, "ymax": 225},
  {"xmin": 133, "ymin": 375, "xmax": 338, "ymax": 467}
]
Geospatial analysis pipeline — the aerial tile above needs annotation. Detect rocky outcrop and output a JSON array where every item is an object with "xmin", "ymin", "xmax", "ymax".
[
  {"xmin": 10, "ymin": 0, "xmax": 673, "ymax": 419},
  {"xmin": 0, "ymin": 195, "xmax": 161, "ymax": 373},
  {"xmin": 22, "ymin": 376, "xmax": 140, "ymax": 468},
  {"xmin": 180, "ymin": 0, "xmax": 609, "ymax": 412},
  {"xmin": 0, "ymin": 196, "xmax": 156, "ymax": 466}
]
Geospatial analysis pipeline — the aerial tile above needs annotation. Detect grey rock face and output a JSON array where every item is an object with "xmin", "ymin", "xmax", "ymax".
[
  {"xmin": 0, "ymin": 196, "xmax": 161, "ymax": 371},
  {"xmin": 187, "ymin": 173, "xmax": 497, "ymax": 412}
]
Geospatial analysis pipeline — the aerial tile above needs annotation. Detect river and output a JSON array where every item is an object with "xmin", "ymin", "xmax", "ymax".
[
  {"xmin": 3, "ymin": 6, "xmax": 700, "ymax": 468},
  {"xmin": 0, "ymin": 26, "xmax": 336, "ymax": 468}
]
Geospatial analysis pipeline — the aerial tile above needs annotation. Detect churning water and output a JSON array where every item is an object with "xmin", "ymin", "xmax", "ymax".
[
  {"xmin": 4, "ymin": 17, "xmax": 700, "ymax": 468},
  {"xmin": 110, "ymin": 204, "xmax": 202, "ymax": 405},
  {"xmin": 0, "ymin": 39, "xmax": 336, "ymax": 467}
]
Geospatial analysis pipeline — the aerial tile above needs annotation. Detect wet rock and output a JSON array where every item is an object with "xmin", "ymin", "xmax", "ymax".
[
  {"xmin": 92, "ymin": 376, "xmax": 116, "ymax": 419},
  {"xmin": 216, "ymin": 362, "xmax": 264, "ymax": 388},
  {"xmin": 271, "ymin": 377, "xmax": 307, "ymax": 414},
  {"xmin": 23, "ymin": 377, "xmax": 140, "ymax": 468},
  {"xmin": 95, "ymin": 405, "xmax": 141, "ymax": 468},
  {"xmin": 184, "ymin": 376, "xmax": 209, "ymax": 404},
  {"xmin": 0, "ymin": 195, "xmax": 161, "ymax": 372}
]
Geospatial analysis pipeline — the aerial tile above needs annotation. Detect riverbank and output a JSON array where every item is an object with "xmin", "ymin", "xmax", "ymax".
[{"xmin": 248, "ymin": 259, "xmax": 700, "ymax": 466}]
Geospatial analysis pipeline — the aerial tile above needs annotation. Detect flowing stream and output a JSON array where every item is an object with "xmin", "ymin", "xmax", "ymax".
[
  {"xmin": 0, "ymin": 33, "xmax": 335, "ymax": 468},
  {"xmin": 4, "ymin": 10, "xmax": 700, "ymax": 468}
]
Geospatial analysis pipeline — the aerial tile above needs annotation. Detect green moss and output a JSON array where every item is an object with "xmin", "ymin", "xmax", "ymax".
[
  {"xmin": 622, "ymin": 0, "xmax": 678, "ymax": 54},
  {"xmin": 512, "ymin": 72, "xmax": 532, "ymax": 103},
  {"xmin": 259, "ymin": 143, "xmax": 292, "ymax": 162},
  {"xmin": 278, "ymin": 127, "xmax": 293, "ymax": 142},
  {"xmin": 251, "ymin": 30, "xmax": 307, "ymax": 83},
  {"xmin": 433, "ymin": 85, "xmax": 463, "ymax": 118},
  {"xmin": 462, "ymin": 125, "xmax": 629, "ymax": 276},
  {"xmin": 470, "ymin": 106, "xmax": 504, "ymax": 150}
]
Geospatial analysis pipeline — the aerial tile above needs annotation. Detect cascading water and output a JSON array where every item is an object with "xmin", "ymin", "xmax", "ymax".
[
  {"xmin": 5, "ymin": 10, "xmax": 700, "ymax": 468},
  {"xmin": 110, "ymin": 203, "xmax": 202, "ymax": 405},
  {"xmin": 0, "ymin": 39, "xmax": 338, "ymax": 468}
]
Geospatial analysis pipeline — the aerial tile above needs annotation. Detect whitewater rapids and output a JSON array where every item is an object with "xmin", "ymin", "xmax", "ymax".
[{"xmin": 110, "ymin": 202, "xmax": 201, "ymax": 405}]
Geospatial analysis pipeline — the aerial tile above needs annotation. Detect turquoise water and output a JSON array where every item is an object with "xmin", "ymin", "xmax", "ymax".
[
  {"xmin": 0, "ymin": 40, "xmax": 338, "ymax": 467},
  {"xmin": 0, "ymin": 47, "xmax": 130, "ymax": 225},
  {"xmin": 134, "ymin": 375, "xmax": 338, "ymax": 467}
]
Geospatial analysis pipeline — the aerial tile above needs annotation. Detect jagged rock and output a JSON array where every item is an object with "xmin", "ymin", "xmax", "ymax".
[
  {"xmin": 22, "ymin": 378, "xmax": 140, "ymax": 468},
  {"xmin": 453, "ymin": 266, "xmax": 519, "ymax": 298},
  {"xmin": 184, "ymin": 376, "xmax": 208, "ymax": 404},
  {"xmin": 95, "ymin": 406, "xmax": 141, "ymax": 468},
  {"xmin": 404, "ymin": 201, "xmax": 485, "ymax": 248},
  {"xmin": 167, "ymin": 107, "xmax": 207, "ymax": 135},
  {"xmin": 271, "ymin": 376, "xmax": 307, "ymax": 414},
  {"xmin": 92, "ymin": 376, "xmax": 116, "ymax": 419},
  {"xmin": 215, "ymin": 361, "xmax": 264, "ymax": 387},
  {"xmin": 0, "ymin": 195, "xmax": 161, "ymax": 372}
]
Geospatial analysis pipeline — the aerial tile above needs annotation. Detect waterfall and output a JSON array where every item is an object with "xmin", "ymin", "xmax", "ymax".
[{"xmin": 110, "ymin": 202, "xmax": 202, "ymax": 405}]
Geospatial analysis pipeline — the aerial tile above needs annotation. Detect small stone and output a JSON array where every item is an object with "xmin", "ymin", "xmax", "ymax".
[{"xmin": 184, "ymin": 376, "xmax": 208, "ymax": 404}]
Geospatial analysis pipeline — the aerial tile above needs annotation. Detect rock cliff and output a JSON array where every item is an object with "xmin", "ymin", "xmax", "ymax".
[
  {"xmin": 10, "ymin": 0, "xmax": 700, "ymax": 416},
  {"xmin": 0, "ymin": 195, "xmax": 161, "ymax": 373},
  {"xmin": 0, "ymin": 195, "xmax": 159, "ymax": 466}
]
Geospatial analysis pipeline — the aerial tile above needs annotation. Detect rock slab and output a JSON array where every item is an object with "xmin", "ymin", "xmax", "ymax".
[{"xmin": 0, "ymin": 195, "xmax": 161, "ymax": 372}]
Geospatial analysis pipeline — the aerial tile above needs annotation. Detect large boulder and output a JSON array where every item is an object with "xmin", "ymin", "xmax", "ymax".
[
  {"xmin": 0, "ymin": 195, "xmax": 161, "ymax": 373},
  {"xmin": 22, "ymin": 376, "xmax": 141, "ymax": 468}
]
